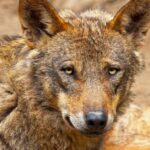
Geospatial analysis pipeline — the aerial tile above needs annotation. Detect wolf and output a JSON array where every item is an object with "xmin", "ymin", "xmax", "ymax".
[{"xmin": 0, "ymin": 0, "xmax": 150, "ymax": 149}]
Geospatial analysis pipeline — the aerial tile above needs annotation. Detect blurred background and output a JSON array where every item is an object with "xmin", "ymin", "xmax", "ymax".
[{"xmin": 0, "ymin": 0, "xmax": 150, "ymax": 106}]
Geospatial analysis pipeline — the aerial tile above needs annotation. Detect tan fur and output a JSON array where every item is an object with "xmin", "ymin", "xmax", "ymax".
[{"xmin": 103, "ymin": 104, "xmax": 150, "ymax": 150}]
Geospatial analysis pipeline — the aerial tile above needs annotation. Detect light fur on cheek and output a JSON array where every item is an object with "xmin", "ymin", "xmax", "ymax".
[
  {"xmin": 58, "ymin": 93, "xmax": 69, "ymax": 116},
  {"xmin": 58, "ymin": 93, "xmax": 86, "ymax": 130},
  {"xmin": 70, "ymin": 112, "xmax": 86, "ymax": 130},
  {"xmin": 105, "ymin": 114, "xmax": 114, "ymax": 130}
]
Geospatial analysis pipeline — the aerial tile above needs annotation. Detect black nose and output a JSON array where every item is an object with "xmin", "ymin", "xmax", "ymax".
[{"xmin": 85, "ymin": 111, "xmax": 107, "ymax": 130}]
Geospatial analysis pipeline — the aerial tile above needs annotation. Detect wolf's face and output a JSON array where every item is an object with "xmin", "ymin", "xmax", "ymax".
[
  {"xmin": 37, "ymin": 27, "xmax": 140, "ymax": 135},
  {"xmin": 19, "ymin": 0, "xmax": 149, "ymax": 135}
]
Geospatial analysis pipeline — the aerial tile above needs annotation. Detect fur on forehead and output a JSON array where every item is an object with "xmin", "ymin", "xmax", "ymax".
[{"xmin": 59, "ymin": 9, "xmax": 113, "ymax": 31}]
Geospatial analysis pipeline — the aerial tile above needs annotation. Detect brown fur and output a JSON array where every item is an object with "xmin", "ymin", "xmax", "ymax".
[{"xmin": 0, "ymin": 0, "xmax": 150, "ymax": 149}]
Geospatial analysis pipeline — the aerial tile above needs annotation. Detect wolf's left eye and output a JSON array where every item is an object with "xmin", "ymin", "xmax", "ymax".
[
  {"xmin": 108, "ymin": 68, "xmax": 120, "ymax": 76},
  {"xmin": 61, "ymin": 66, "xmax": 74, "ymax": 76}
]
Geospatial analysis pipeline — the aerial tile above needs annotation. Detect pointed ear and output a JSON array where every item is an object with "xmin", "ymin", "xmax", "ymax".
[
  {"xmin": 19, "ymin": 0, "xmax": 70, "ymax": 48},
  {"xmin": 107, "ymin": 0, "xmax": 150, "ymax": 47}
]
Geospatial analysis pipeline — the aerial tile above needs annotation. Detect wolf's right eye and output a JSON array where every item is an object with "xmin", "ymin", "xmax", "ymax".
[
  {"xmin": 107, "ymin": 67, "xmax": 121, "ymax": 76},
  {"xmin": 108, "ymin": 68, "xmax": 119, "ymax": 75}
]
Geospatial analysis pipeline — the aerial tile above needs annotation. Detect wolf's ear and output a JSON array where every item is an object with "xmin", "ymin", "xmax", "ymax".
[
  {"xmin": 19, "ymin": 0, "xmax": 70, "ymax": 48},
  {"xmin": 107, "ymin": 0, "xmax": 150, "ymax": 47}
]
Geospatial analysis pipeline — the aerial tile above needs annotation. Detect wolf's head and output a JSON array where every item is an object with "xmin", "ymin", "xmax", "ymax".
[{"xmin": 19, "ymin": 0, "xmax": 150, "ymax": 135}]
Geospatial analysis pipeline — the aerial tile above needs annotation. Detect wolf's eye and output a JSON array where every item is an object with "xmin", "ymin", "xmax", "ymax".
[
  {"xmin": 61, "ymin": 66, "xmax": 74, "ymax": 75},
  {"xmin": 108, "ymin": 68, "xmax": 120, "ymax": 76}
]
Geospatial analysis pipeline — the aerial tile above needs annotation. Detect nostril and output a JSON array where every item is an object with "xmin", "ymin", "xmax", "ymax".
[
  {"xmin": 86, "ymin": 113, "xmax": 97, "ymax": 126},
  {"xmin": 98, "ymin": 113, "xmax": 107, "ymax": 128},
  {"xmin": 85, "ymin": 111, "xmax": 107, "ymax": 129}
]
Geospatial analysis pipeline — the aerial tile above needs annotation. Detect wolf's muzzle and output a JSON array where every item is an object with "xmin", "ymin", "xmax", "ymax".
[{"xmin": 85, "ymin": 111, "xmax": 108, "ymax": 131}]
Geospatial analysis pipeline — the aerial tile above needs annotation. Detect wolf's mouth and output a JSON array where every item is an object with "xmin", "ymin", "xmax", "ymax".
[
  {"xmin": 79, "ymin": 128, "xmax": 109, "ymax": 137},
  {"xmin": 65, "ymin": 116, "xmax": 74, "ymax": 128}
]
